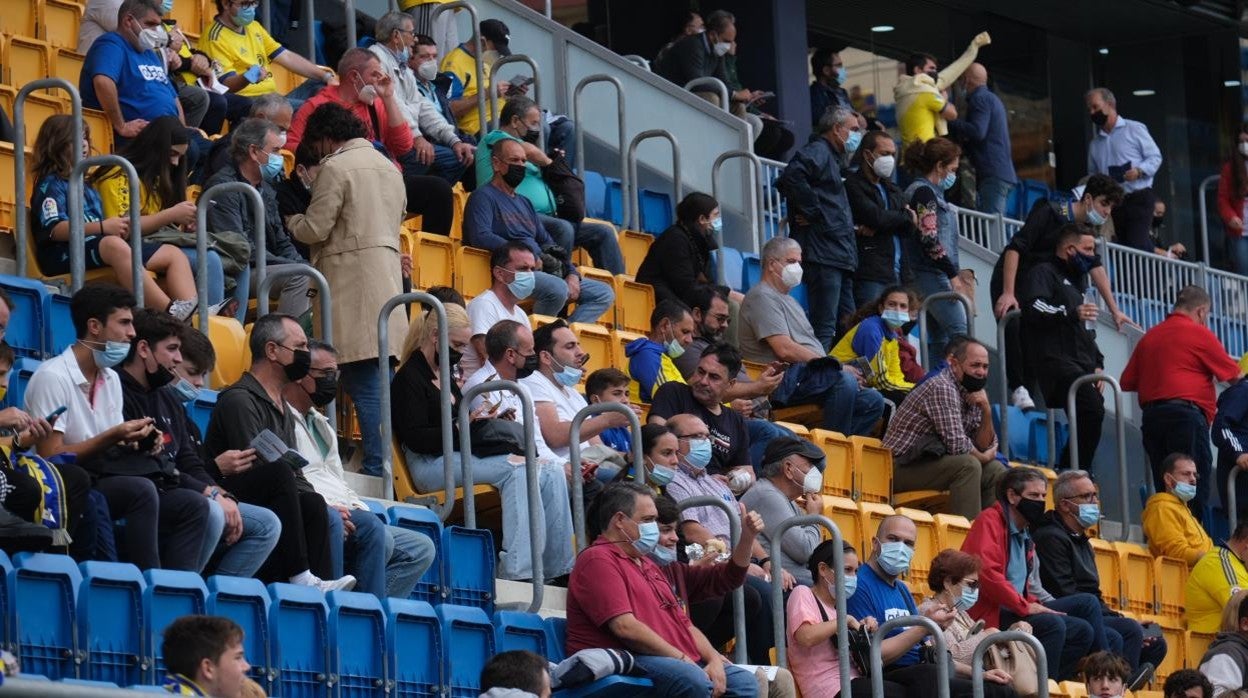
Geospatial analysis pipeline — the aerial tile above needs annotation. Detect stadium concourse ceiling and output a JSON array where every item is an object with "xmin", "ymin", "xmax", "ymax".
[{"xmin": 807, "ymin": 0, "xmax": 1240, "ymax": 53}]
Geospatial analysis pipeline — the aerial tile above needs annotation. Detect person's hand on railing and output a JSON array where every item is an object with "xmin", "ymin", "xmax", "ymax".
[
  {"xmin": 1110, "ymin": 308, "xmax": 1139, "ymax": 332},
  {"xmin": 993, "ymin": 292, "xmax": 1019, "ymax": 319}
]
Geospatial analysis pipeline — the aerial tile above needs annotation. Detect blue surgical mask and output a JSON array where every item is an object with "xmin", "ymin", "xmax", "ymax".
[
  {"xmin": 396, "ymin": 46, "xmax": 411, "ymax": 63},
  {"xmin": 234, "ymin": 5, "xmax": 255, "ymax": 25},
  {"xmin": 684, "ymin": 438, "xmax": 712, "ymax": 470},
  {"xmin": 956, "ymin": 584, "xmax": 979, "ymax": 611},
  {"xmin": 876, "ymin": 540, "xmax": 914, "ymax": 576},
  {"xmin": 1085, "ymin": 205, "xmax": 1107, "ymax": 227},
  {"xmin": 829, "ymin": 574, "xmax": 857, "ymax": 599},
  {"xmin": 649, "ymin": 545, "xmax": 676, "ymax": 566},
  {"xmin": 161, "ymin": 0, "xmax": 174, "ymax": 14},
  {"xmin": 261, "ymin": 151, "xmax": 284, "ymax": 182},
  {"xmin": 844, "ymin": 130, "xmax": 863, "ymax": 154},
  {"xmin": 664, "ymin": 339, "xmax": 684, "ymax": 359},
  {"xmin": 649, "ymin": 463, "xmax": 676, "ymax": 487},
  {"xmin": 506, "ymin": 270, "xmax": 535, "ymax": 299},
  {"xmin": 880, "ymin": 309, "xmax": 909, "ymax": 329},
  {"xmin": 941, "ymin": 171, "xmax": 957, "ymax": 190},
  {"xmin": 172, "ymin": 377, "xmax": 199, "ymax": 403},
  {"xmin": 553, "ymin": 358, "xmax": 583, "ymax": 387},
  {"xmin": 709, "ymin": 217, "xmax": 723, "ymax": 236},
  {"xmin": 1173, "ymin": 481, "xmax": 1197, "ymax": 503},
  {"xmin": 630, "ymin": 520, "xmax": 660, "ymax": 555},
  {"xmin": 83, "ymin": 339, "xmax": 132, "ymax": 369},
  {"xmin": 1076, "ymin": 503, "xmax": 1100, "ymax": 528},
  {"xmin": 835, "ymin": 66, "xmax": 847, "ymax": 84}
]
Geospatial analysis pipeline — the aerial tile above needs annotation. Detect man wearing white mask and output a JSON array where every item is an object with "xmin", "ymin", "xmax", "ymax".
[
  {"xmin": 739, "ymin": 236, "xmax": 885, "ymax": 438},
  {"xmin": 845, "ymin": 130, "xmax": 916, "ymax": 308},
  {"xmin": 739, "ymin": 437, "xmax": 826, "ymax": 588}
]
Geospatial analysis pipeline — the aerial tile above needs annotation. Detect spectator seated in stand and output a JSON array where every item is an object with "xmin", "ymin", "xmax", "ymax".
[
  {"xmin": 205, "ymin": 93, "xmax": 296, "ymax": 182},
  {"xmin": 1186, "ymin": 522, "xmax": 1248, "ymax": 634},
  {"xmin": 585, "ymin": 368, "xmax": 635, "ymax": 471},
  {"xmin": 832, "ymin": 285, "xmax": 921, "ymax": 405},
  {"xmin": 636, "ymin": 193, "xmax": 740, "ymax": 307},
  {"xmin": 1162, "ymin": 669, "xmax": 1214, "ymax": 698},
  {"xmin": 567, "ymin": 482, "xmax": 759, "ymax": 697},
  {"xmin": 202, "ymin": 0, "xmax": 337, "ymax": 104},
  {"xmin": 625, "ymin": 299, "xmax": 696, "ymax": 404},
  {"xmin": 739, "ymin": 436, "xmax": 827, "ymax": 587},
  {"xmin": 160, "ymin": 614, "xmax": 259, "ymax": 697},
  {"xmin": 275, "ymin": 141, "xmax": 319, "ymax": 229},
  {"xmin": 1079, "ymin": 652, "xmax": 1133, "ymax": 698},
  {"xmin": 1199, "ymin": 589, "xmax": 1248, "ymax": 696},
  {"xmin": 479, "ymin": 650, "xmax": 552, "ymax": 698},
  {"xmin": 462, "ymin": 242, "xmax": 537, "ymax": 378},
  {"xmin": 440, "ymin": 19, "xmax": 515, "ymax": 139},
  {"xmin": 410, "ymin": 33, "xmax": 477, "ymax": 151},
  {"xmin": 1142, "ymin": 453, "xmax": 1213, "ymax": 565}
]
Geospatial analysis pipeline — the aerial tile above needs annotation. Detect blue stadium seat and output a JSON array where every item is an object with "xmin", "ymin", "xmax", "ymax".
[
  {"xmin": 1139, "ymin": 299, "xmax": 1167, "ymax": 328},
  {"xmin": 0, "ymin": 549, "xmax": 12, "ymax": 651},
  {"xmin": 13, "ymin": 552, "xmax": 82, "ymax": 679},
  {"xmin": 1027, "ymin": 412, "xmax": 1069, "ymax": 465},
  {"xmin": 48, "ymin": 293, "xmax": 75, "ymax": 356},
  {"xmin": 603, "ymin": 178, "xmax": 624, "ymax": 226},
  {"xmin": 143, "ymin": 569, "xmax": 208, "ymax": 683},
  {"xmin": 207, "ymin": 575, "xmax": 271, "ymax": 689},
  {"xmin": 0, "ymin": 275, "xmax": 50, "ymax": 358},
  {"xmin": 1, "ymin": 357, "xmax": 42, "ymax": 411},
  {"xmin": 493, "ymin": 611, "xmax": 548, "ymax": 655},
  {"xmin": 435, "ymin": 604, "xmax": 494, "ymax": 698},
  {"xmin": 741, "ymin": 253, "xmax": 762, "ymax": 291},
  {"xmin": 267, "ymin": 582, "xmax": 330, "ymax": 698},
  {"xmin": 387, "ymin": 505, "xmax": 444, "ymax": 604},
  {"xmin": 638, "ymin": 189, "xmax": 673, "ymax": 234},
  {"xmin": 441, "ymin": 526, "xmax": 494, "ymax": 612},
  {"xmin": 78, "ymin": 561, "xmax": 146, "ymax": 686},
  {"xmin": 991, "ymin": 405, "xmax": 1033, "ymax": 462},
  {"xmin": 1022, "ymin": 180, "xmax": 1050, "ymax": 215},
  {"xmin": 710, "ymin": 247, "xmax": 745, "ymax": 292},
  {"xmin": 129, "ymin": 686, "xmax": 171, "ymax": 694},
  {"xmin": 1113, "ymin": 292, "xmax": 1139, "ymax": 324},
  {"xmin": 62, "ymin": 679, "xmax": 120, "ymax": 688},
  {"xmin": 362, "ymin": 499, "xmax": 387, "ymax": 518},
  {"xmin": 1005, "ymin": 185, "xmax": 1022, "ymax": 219},
  {"xmin": 582, "ymin": 170, "xmax": 607, "ymax": 220},
  {"xmin": 383, "ymin": 598, "xmax": 442, "ymax": 698},
  {"xmin": 185, "ymin": 389, "xmax": 218, "ymax": 436},
  {"xmin": 327, "ymin": 590, "xmax": 386, "ymax": 698},
  {"xmin": 545, "ymin": 616, "xmax": 567, "ymax": 661},
  {"xmin": 544, "ymin": 617, "xmax": 652, "ymax": 697},
  {"xmin": 789, "ymin": 283, "xmax": 809, "ymax": 312}
]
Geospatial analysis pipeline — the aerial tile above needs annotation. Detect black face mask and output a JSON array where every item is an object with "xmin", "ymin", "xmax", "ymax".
[
  {"xmin": 283, "ymin": 348, "xmax": 311, "ymax": 382},
  {"xmin": 1090, "ymin": 111, "xmax": 1108, "ymax": 128},
  {"xmin": 147, "ymin": 363, "xmax": 176, "ymax": 390},
  {"xmin": 960, "ymin": 372, "xmax": 987, "ymax": 393},
  {"xmin": 501, "ymin": 163, "xmax": 526, "ymax": 188},
  {"xmin": 307, "ymin": 374, "xmax": 338, "ymax": 407},
  {"xmin": 1152, "ymin": 215, "xmax": 1165, "ymax": 229},
  {"xmin": 925, "ymin": 69, "xmax": 939, "ymax": 81},
  {"xmin": 515, "ymin": 352, "xmax": 539, "ymax": 379},
  {"xmin": 522, "ymin": 127, "xmax": 540, "ymax": 144},
  {"xmin": 1015, "ymin": 497, "xmax": 1046, "ymax": 529},
  {"xmin": 436, "ymin": 348, "xmax": 465, "ymax": 370}
]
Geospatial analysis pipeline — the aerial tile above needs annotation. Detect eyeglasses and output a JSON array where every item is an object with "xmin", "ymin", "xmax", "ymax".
[
  {"xmin": 308, "ymin": 367, "xmax": 339, "ymax": 380},
  {"xmin": 1064, "ymin": 492, "xmax": 1099, "ymax": 503},
  {"xmin": 960, "ymin": 578, "xmax": 979, "ymax": 590}
]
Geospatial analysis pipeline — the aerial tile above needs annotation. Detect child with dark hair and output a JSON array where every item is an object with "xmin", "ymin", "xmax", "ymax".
[
  {"xmin": 1079, "ymin": 651, "xmax": 1131, "ymax": 698},
  {"xmin": 1162, "ymin": 669, "xmax": 1213, "ymax": 698},
  {"xmin": 161, "ymin": 614, "xmax": 256, "ymax": 697},
  {"xmin": 479, "ymin": 650, "xmax": 551, "ymax": 698}
]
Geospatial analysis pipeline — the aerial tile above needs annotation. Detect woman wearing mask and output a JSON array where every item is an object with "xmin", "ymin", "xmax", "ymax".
[
  {"xmin": 637, "ymin": 192, "xmax": 739, "ymax": 307},
  {"xmin": 845, "ymin": 131, "xmax": 918, "ymax": 309},
  {"xmin": 621, "ymin": 423, "xmax": 681, "ymax": 491},
  {"xmin": 920, "ymin": 549, "xmax": 1023, "ymax": 697},
  {"xmin": 1216, "ymin": 122, "xmax": 1248, "ymax": 273},
  {"xmin": 831, "ymin": 286, "xmax": 920, "ymax": 405}
]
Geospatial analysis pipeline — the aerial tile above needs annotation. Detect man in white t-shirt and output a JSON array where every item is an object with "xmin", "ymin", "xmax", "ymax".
[{"xmin": 463, "ymin": 241, "xmax": 540, "ymax": 378}]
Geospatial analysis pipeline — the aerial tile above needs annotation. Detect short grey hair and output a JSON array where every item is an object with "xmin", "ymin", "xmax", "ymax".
[
  {"xmin": 1084, "ymin": 87, "xmax": 1116, "ymax": 107},
  {"xmin": 229, "ymin": 118, "xmax": 279, "ymax": 163},
  {"xmin": 816, "ymin": 106, "xmax": 855, "ymax": 135},
  {"xmin": 761, "ymin": 235, "xmax": 800, "ymax": 264},
  {"xmin": 1053, "ymin": 469, "xmax": 1092, "ymax": 503},
  {"xmin": 374, "ymin": 11, "xmax": 412, "ymax": 44},
  {"xmin": 117, "ymin": 0, "xmax": 161, "ymax": 24},
  {"xmin": 248, "ymin": 313, "xmax": 297, "ymax": 360},
  {"xmin": 761, "ymin": 456, "xmax": 788, "ymax": 479},
  {"xmin": 250, "ymin": 93, "xmax": 292, "ymax": 120}
]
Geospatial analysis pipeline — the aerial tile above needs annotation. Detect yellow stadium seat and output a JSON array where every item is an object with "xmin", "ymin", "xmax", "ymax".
[
  {"xmin": 1187, "ymin": 630, "xmax": 1215, "ymax": 668},
  {"xmin": 615, "ymin": 275, "xmax": 655, "ymax": 334},
  {"xmin": 167, "ymin": 0, "xmax": 204, "ymax": 38},
  {"xmin": 611, "ymin": 329, "xmax": 643, "ymax": 374},
  {"xmin": 1133, "ymin": 692, "xmax": 1164, "ymax": 698},
  {"xmin": 810, "ymin": 429, "xmax": 853, "ymax": 498},
  {"xmin": 617, "ymin": 229, "xmax": 653, "ymax": 276},
  {"xmin": 186, "ymin": 185, "xmax": 202, "ymax": 203},
  {"xmin": 22, "ymin": 228, "xmax": 154, "ymax": 289},
  {"xmin": 335, "ymin": 390, "xmax": 362, "ymax": 441},
  {"xmin": 450, "ymin": 183, "xmax": 468, "ymax": 241},
  {"xmin": 280, "ymin": 148, "xmax": 294, "ymax": 177},
  {"xmin": 579, "ymin": 265, "xmax": 615, "ymax": 294},
  {"xmin": 529, "ymin": 314, "xmax": 558, "ymax": 331},
  {"xmin": 570, "ymin": 322, "xmax": 613, "ymax": 375},
  {"xmin": 52, "ymin": 47, "xmax": 85, "ymax": 85},
  {"xmin": 413, "ymin": 232, "xmax": 454, "ymax": 290},
  {"xmin": 268, "ymin": 60, "xmax": 297, "ymax": 94},
  {"xmin": 83, "ymin": 107, "xmax": 113, "ymax": 155},
  {"xmin": 1059, "ymin": 682, "xmax": 1087, "ymax": 698},
  {"xmin": 1089, "ymin": 537, "xmax": 1123, "ymax": 610},
  {"xmin": 194, "ymin": 315, "xmax": 247, "ymax": 389},
  {"xmin": 858, "ymin": 501, "xmax": 895, "ymax": 548},
  {"xmin": 1153, "ymin": 556, "xmax": 1187, "ymax": 623},
  {"xmin": 0, "ymin": 142, "xmax": 33, "ymax": 231},
  {"xmin": 1115, "ymin": 541, "xmax": 1156, "ymax": 616},
  {"xmin": 741, "ymin": 360, "xmax": 764, "ymax": 380},
  {"xmin": 5, "ymin": 34, "xmax": 54, "ymax": 87},
  {"xmin": 390, "ymin": 437, "xmax": 499, "ymax": 510},
  {"xmin": 850, "ymin": 435, "xmax": 892, "ymax": 503},
  {"xmin": 775, "ymin": 421, "xmax": 809, "ymax": 437},
  {"xmin": 934, "ymin": 513, "xmax": 971, "ymax": 552},
  {"xmin": 0, "ymin": 1, "xmax": 37, "ymax": 39},
  {"xmin": 0, "ymin": 87, "xmax": 65, "ymax": 148},
  {"xmin": 821, "ymin": 495, "xmax": 863, "ymax": 551},
  {"xmin": 1047, "ymin": 680, "xmax": 1069, "ymax": 698},
  {"xmin": 401, "ymin": 215, "xmax": 424, "ymax": 234},
  {"xmin": 896, "ymin": 507, "xmax": 936, "ymax": 592},
  {"xmin": 453, "ymin": 246, "xmax": 491, "ymax": 301},
  {"xmin": 41, "ymin": 0, "xmax": 83, "ymax": 50},
  {"xmin": 1154, "ymin": 619, "xmax": 1184, "ymax": 683}
]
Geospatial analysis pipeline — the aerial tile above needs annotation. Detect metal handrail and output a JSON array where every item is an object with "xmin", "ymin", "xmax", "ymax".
[
  {"xmin": 995, "ymin": 309, "xmax": 1021, "ymax": 459},
  {"xmin": 1198, "ymin": 174, "xmax": 1219, "ymax": 267},
  {"xmin": 14, "ymin": 78, "xmax": 81, "ymax": 279},
  {"xmin": 678, "ymin": 495, "xmax": 747, "ymax": 664},
  {"xmin": 870, "ymin": 615, "xmax": 951, "ymax": 698},
  {"xmin": 712, "ymin": 150, "xmax": 764, "ymax": 259},
  {"xmin": 572, "ymin": 74, "xmax": 626, "ymax": 196},
  {"xmin": 256, "ymin": 264, "xmax": 332, "ymax": 341},
  {"xmin": 489, "ymin": 55, "xmax": 543, "ymax": 149},
  {"xmin": 625, "ymin": 130, "xmax": 681, "ymax": 232},
  {"xmin": 1230, "ymin": 468, "xmax": 1244, "ymax": 531},
  {"xmin": 971, "ymin": 630, "xmax": 1048, "ymax": 698},
  {"xmin": 567, "ymin": 402, "xmax": 642, "ymax": 551},
  {"xmin": 1047, "ymin": 408, "xmax": 1058, "ymax": 469},
  {"xmin": 68, "ymin": 156, "xmax": 142, "ymax": 300},
  {"xmin": 684, "ymin": 77, "xmax": 730, "ymax": 113},
  {"xmin": 918, "ymin": 290, "xmax": 973, "ymax": 369},
  {"xmin": 377, "ymin": 293, "xmax": 453, "ymax": 511},
  {"xmin": 769, "ymin": 514, "xmax": 849, "ymax": 685},
  {"xmin": 621, "ymin": 55, "xmax": 650, "ymax": 71},
  {"xmin": 0, "ymin": 678, "xmax": 154, "ymax": 696},
  {"xmin": 195, "ymin": 181, "xmax": 266, "ymax": 324},
  {"xmin": 343, "ymin": 0, "xmax": 357, "ymax": 53},
  {"xmin": 433, "ymin": 2, "xmax": 487, "ymax": 137},
  {"xmin": 1067, "ymin": 373, "xmax": 1128, "ymax": 540},
  {"xmin": 458, "ymin": 379, "xmax": 543, "ymax": 613}
]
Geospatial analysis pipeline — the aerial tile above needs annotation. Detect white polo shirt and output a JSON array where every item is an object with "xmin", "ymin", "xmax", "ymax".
[
  {"xmin": 464, "ymin": 289, "xmax": 529, "ymax": 377},
  {"xmin": 24, "ymin": 345, "xmax": 124, "ymax": 446},
  {"xmin": 461, "ymin": 364, "xmax": 560, "ymax": 463}
]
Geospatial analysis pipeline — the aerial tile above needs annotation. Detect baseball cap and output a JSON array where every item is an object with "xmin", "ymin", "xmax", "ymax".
[
  {"xmin": 762, "ymin": 436, "xmax": 825, "ymax": 471},
  {"xmin": 480, "ymin": 19, "xmax": 512, "ymax": 56}
]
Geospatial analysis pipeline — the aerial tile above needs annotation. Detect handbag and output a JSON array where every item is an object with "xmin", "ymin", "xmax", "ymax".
[
  {"xmin": 983, "ymin": 624, "xmax": 1040, "ymax": 697},
  {"xmin": 815, "ymin": 594, "xmax": 872, "ymax": 677},
  {"xmin": 468, "ymin": 418, "xmax": 526, "ymax": 457}
]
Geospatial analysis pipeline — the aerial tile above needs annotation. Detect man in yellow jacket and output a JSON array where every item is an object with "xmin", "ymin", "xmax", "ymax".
[
  {"xmin": 1186, "ymin": 523, "xmax": 1248, "ymax": 633},
  {"xmin": 894, "ymin": 31, "xmax": 991, "ymax": 147},
  {"xmin": 1142, "ymin": 453, "xmax": 1213, "ymax": 565}
]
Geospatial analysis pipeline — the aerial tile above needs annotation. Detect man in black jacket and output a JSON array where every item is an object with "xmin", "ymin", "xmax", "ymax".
[
  {"xmin": 1032, "ymin": 470, "xmax": 1166, "ymax": 685},
  {"xmin": 656, "ymin": 10, "xmax": 734, "ymax": 95},
  {"xmin": 845, "ymin": 130, "xmax": 916, "ymax": 308},
  {"xmin": 1019, "ymin": 224, "xmax": 1104, "ymax": 470}
]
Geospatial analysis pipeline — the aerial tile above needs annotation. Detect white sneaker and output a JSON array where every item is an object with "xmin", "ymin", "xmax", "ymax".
[
  {"xmin": 1011, "ymin": 386, "xmax": 1036, "ymax": 410},
  {"xmin": 310, "ymin": 574, "xmax": 357, "ymax": 592},
  {"xmin": 168, "ymin": 299, "xmax": 197, "ymax": 322}
]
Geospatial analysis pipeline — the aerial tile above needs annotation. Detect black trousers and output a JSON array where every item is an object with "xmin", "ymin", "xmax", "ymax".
[
  {"xmin": 94, "ymin": 476, "xmax": 209, "ymax": 571},
  {"xmin": 1111, "ymin": 188, "xmax": 1156, "ymax": 252},
  {"xmin": 223, "ymin": 462, "xmax": 331, "ymax": 582},
  {"xmin": 1039, "ymin": 365, "xmax": 1104, "ymax": 471},
  {"xmin": 879, "ymin": 663, "xmax": 1017, "ymax": 698},
  {"xmin": 402, "ymin": 172, "xmax": 454, "ymax": 236},
  {"xmin": 1143, "ymin": 401, "xmax": 1213, "ymax": 517},
  {"xmin": 687, "ymin": 575, "xmax": 773, "ymax": 665}
]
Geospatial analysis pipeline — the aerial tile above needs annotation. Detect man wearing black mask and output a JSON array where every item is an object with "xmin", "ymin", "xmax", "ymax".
[
  {"xmin": 1019, "ymin": 223, "xmax": 1105, "ymax": 471},
  {"xmin": 882, "ymin": 336, "xmax": 1006, "ymax": 519},
  {"xmin": 1086, "ymin": 87, "xmax": 1163, "ymax": 253}
]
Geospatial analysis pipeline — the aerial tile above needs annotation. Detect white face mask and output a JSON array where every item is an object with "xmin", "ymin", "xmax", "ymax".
[
  {"xmin": 355, "ymin": 75, "xmax": 378, "ymax": 104},
  {"xmin": 713, "ymin": 41, "xmax": 732, "ymax": 57},
  {"xmin": 138, "ymin": 23, "xmax": 169, "ymax": 51},
  {"xmin": 780, "ymin": 262, "xmax": 803, "ymax": 288},
  {"xmin": 871, "ymin": 154, "xmax": 896, "ymax": 179},
  {"xmin": 1239, "ymin": 142, "xmax": 1248, "ymax": 158},
  {"xmin": 801, "ymin": 465, "xmax": 823, "ymax": 494},
  {"xmin": 417, "ymin": 59, "xmax": 438, "ymax": 82}
]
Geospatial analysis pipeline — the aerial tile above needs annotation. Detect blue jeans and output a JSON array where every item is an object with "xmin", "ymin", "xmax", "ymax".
[
  {"xmin": 179, "ymin": 246, "xmax": 227, "ymax": 305},
  {"xmin": 747, "ymin": 419, "xmax": 795, "ymax": 474},
  {"xmin": 912, "ymin": 270, "xmax": 967, "ymax": 365},
  {"xmin": 801, "ymin": 261, "xmax": 855, "ymax": 349},
  {"xmin": 1002, "ymin": 591, "xmax": 1099, "ymax": 681},
  {"xmin": 977, "ymin": 176, "xmax": 1016, "ymax": 216},
  {"xmin": 406, "ymin": 448, "xmax": 575, "ymax": 581},
  {"xmin": 539, "ymin": 215, "xmax": 625, "ymax": 274},
  {"xmin": 630, "ymin": 656, "xmax": 758, "ymax": 697},
  {"xmin": 1105, "ymin": 614, "xmax": 1167, "ymax": 672},
  {"xmin": 1229, "ymin": 235, "xmax": 1248, "ymax": 275},
  {"xmin": 331, "ymin": 508, "xmax": 437, "ymax": 598},
  {"xmin": 531, "ymin": 271, "xmax": 615, "ymax": 323},
  {"xmin": 340, "ymin": 360, "xmax": 390, "ymax": 476},
  {"xmin": 854, "ymin": 279, "xmax": 891, "ymax": 311},
  {"xmin": 203, "ymin": 499, "xmax": 282, "ymax": 577},
  {"xmin": 771, "ymin": 364, "xmax": 885, "ymax": 436}
]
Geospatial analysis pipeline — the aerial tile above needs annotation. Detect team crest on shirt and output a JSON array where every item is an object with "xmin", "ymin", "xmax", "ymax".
[{"xmin": 41, "ymin": 197, "xmax": 58, "ymax": 220}]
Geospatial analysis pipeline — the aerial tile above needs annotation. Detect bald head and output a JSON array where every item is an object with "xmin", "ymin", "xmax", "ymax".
[
  {"xmin": 667, "ymin": 413, "xmax": 706, "ymax": 436},
  {"xmin": 491, "ymin": 139, "xmax": 527, "ymax": 188},
  {"xmin": 964, "ymin": 63, "xmax": 987, "ymax": 90},
  {"xmin": 874, "ymin": 514, "xmax": 916, "ymax": 548}
]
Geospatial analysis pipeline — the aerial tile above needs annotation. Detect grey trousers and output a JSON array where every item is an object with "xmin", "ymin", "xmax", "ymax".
[{"xmin": 892, "ymin": 453, "xmax": 1007, "ymax": 519}]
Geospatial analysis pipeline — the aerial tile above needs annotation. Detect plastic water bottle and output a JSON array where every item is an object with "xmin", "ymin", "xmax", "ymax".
[{"xmin": 1083, "ymin": 288, "xmax": 1097, "ymax": 330}]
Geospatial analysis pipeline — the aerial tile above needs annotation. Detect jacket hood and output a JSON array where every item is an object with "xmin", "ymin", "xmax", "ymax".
[
  {"xmin": 625, "ymin": 337, "xmax": 663, "ymax": 359},
  {"xmin": 893, "ymin": 73, "xmax": 939, "ymax": 101},
  {"xmin": 1211, "ymin": 631, "xmax": 1248, "ymax": 652}
]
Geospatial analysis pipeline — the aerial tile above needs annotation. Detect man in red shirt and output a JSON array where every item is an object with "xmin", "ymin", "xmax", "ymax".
[
  {"xmin": 567, "ymin": 482, "xmax": 760, "ymax": 697},
  {"xmin": 1121, "ymin": 285, "xmax": 1242, "ymax": 519}
]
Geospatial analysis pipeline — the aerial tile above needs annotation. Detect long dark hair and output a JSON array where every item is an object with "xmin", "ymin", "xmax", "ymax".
[
  {"xmin": 92, "ymin": 116, "xmax": 188, "ymax": 209},
  {"xmin": 1231, "ymin": 122, "xmax": 1248, "ymax": 198},
  {"xmin": 846, "ymin": 284, "xmax": 912, "ymax": 327}
]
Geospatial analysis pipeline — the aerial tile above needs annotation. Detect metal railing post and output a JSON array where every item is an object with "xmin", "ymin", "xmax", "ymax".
[
  {"xmin": 343, "ymin": 0, "xmax": 356, "ymax": 53},
  {"xmin": 994, "ymin": 210, "xmax": 1006, "ymax": 251},
  {"xmin": 68, "ymin": 156, "xmax": 142, "ymax": 300},
  {"xmin": 621, "ymin": 55, "xmax": 650, "ymax": 71},
  {"xmin": 15, "ymin": 78, "xmax": 81, "ymax": 280},
  {"xmin": 769, "ymin": 514, "xmax": 849, "ymax": 687},
  {"xmin": 1199, "ymin": 174, "xmax": 1219, "ymax": 268},
  {"xmin": 870, "ymin": 616, "xmax": 951, "ymax": 698},
  {"xmin": 260, "ymin": 0, "xmax": 270, "ymax": 34},
  {"xmin": 712, "ymin": 150, "xmax": 764, "ymax": 261},
  {"xmin": 378, "ymin": 293, "xmax": 453, "ymax": 512},
  {"xmin": 195, "ymin": 182, "xmax": 266, "ymax": 323},
  {"xmin": 459, "ymin": 379, "xmax": 544, "ymax": 613},
  {"xmin": 971, "ymin": 631, "xmax": 1048, "ymax": 698},
  {"xmin": 488, "ymin": 54, "xmax": 543, "ymax": 149},
  {"xmin": 918, "ymin": 291, "xmax": 973, "ymax": 369},
  {"xmin": 1230, "ymin": 468, "xmax": 1244, "ymax": 531},
  {"xmin": 1066, "ymin": 373, "xmax": 1128, "ymax": 540},
  {"xmin": 572, "ymin": 74, "xmax": 626, "ymax": 208},
  {"xmin": 1046, "ymin": 409, "xmax": 1057, "ymax": 468},
  {"xmin": 256, "ymin": 264, "xmax": 332, "ymax": 341},
  {"xmin": 568, "ymin": 402, "xmax": 642, "ymax": 551},
  {"xmin": 625, "ymin": 130, "xmax": 681, "ymax": 232},
  {"xmin": 996, "ymin": 309, "xmax": 1021, "ymax": 459},
  {"xmin": 678, "ymin": 496, "xmax": 746, "ymax": 664},
  {"xmin": 544, "ymin": 0, "xmax": 551, "ymax": 18},
  {"xmin": 0, "ymin": 677, "xmax": 157, "ymax": 696},
  {"xmin": 303, "ymin": 0, "xmax": 315, "ymax": 70},
  {"xmin": 433, "ymin": 2, "xmax": 487, "ymax": 137},
  {"xmin": 683, "ymin": 77, "xmax": 730, "ymax": 113}
]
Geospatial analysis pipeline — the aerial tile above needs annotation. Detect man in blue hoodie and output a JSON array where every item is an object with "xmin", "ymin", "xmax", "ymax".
[{"xmin": 626, "ymin": 299, "xmax": 696, "ymax": 403}]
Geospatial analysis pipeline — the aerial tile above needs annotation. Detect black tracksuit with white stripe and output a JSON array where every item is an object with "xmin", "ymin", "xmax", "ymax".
[{"xmin": 1213, "ymin": 381, "xmax": 1248, "ymax": 516}]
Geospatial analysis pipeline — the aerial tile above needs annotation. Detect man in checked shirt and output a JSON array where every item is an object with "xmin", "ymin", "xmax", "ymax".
[{"xmin": 882, "ymin": 336, "xmax": 1005, "ymax": 519}]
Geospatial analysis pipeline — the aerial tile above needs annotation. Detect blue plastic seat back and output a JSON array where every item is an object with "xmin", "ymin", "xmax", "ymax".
[
  {"xmin": 603, "ymin": 178, "xmax": 625, "ymax": 226},
  {"xmin": 742, "ymin": 254, "xmax": 761, "ymax": 292},
  {"xmin": 128, "ymin": 686, "xmax": 172, "ymax": 693},
  {"xmin": 990, "ymin": 405, "xmax": 1032, "ymax": 462},
  {"xmin": 1, "ymin": 357, "xmax": 42, "ymax": 411},
  {"xmin": 362, "ymin": 499, "xmax": 387, "ymax": 519},
  {"xmin": 185, "ymin": 390, "xmax": 218, "ymax": 436},
  {"xmin": 543, "ymin": 617, "xmax": 567, "ymax": 663},
  {"xmin": 435, "ymin": 604, "xmax": 494, "ymax": 698},
  {"xmin": 582, "ymin": 171, "xmax": 607, "ymax": 220},
  {"xmin": 0, "ymin": 550, "xmax": 12, "ymax": 651},
  {"xmin": 492, "ymin": 611, "xmax": 547, "ymax": 656},
  {"xmin": 387, "ymin": 505, "xmax": 444, "ymax": 604},
  {"xmin": 78, "ymin": 561, "xmax": 146, "ymax": 686},
  {"xmin": 143, "ymin": 569, "xmax": 207, "ymax": 683},
  {"xmin": 1027, "ymin": 412, "xmax": 1069, "ymax": 465},
  {"xmin": 0, "ymin": 275, "xmax": 49, "ymax": 358},
  {"xmin": 441, "ymin": 526, "xmax": 494, "ymax": 613},
  {"xmin": 267, "ymin": 582, "xmax": 330, "ymax": 698},
  {"xmin": 383, "ymin": 598, "xmax": 441, "ymax": 698},
  {"xmin": 789, "ymin": 283, "xmax": 809, "ymax": 312},
  {"xmin": 327, "ymin": 590, "xmax": 386, "ymax": 698},
  {"xmin": 13, "ymin": 552, "xmax": 83, "ymax": 679},
  {"xmin": 48, "ymin": 293, "xmax": 76, "ymax": 357},
  {"xmin": 638, "ymin": 190, "xmax": 673, "ymax": 234},
  {"xmin": 207, "ymin": 575, "xmax": 271, "ymax": 687}
]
